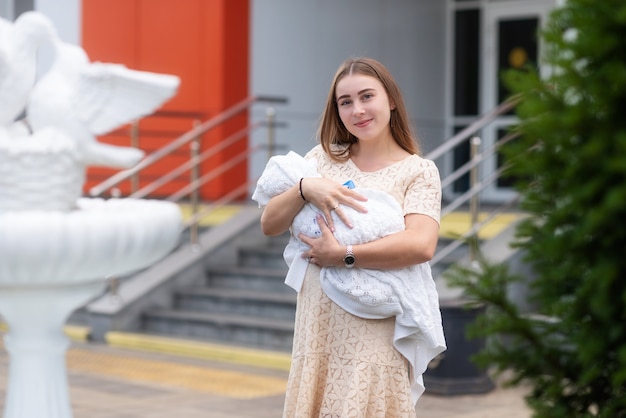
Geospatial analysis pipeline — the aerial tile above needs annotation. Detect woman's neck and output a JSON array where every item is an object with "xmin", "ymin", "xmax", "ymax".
[{"xmin": 349, "ymin": 140, "xmax": 410, "ymax": 172}]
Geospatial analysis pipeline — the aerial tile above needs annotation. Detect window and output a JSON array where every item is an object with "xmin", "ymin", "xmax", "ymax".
[
  {"xmin": 453, "ymin": 9, "xmax": 480, "ymax": 116},
  {"xmin": 497, "ymin": 17, "xmax": 538, "ymax": 104}
]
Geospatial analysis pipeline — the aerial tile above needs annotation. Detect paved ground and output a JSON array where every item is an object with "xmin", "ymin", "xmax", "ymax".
[
  {"xmin": 0, "ymin": 208, "xmax": 531, "ymax": 417},
  {"xmin": 0, "ymin": 332, "xmax": 531, "ymax": 418}
]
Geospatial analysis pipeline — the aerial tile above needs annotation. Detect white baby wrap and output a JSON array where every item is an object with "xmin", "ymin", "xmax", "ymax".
[{"xmin": 252, "ymin": 151, "xmax": 446, "ymax": 402}]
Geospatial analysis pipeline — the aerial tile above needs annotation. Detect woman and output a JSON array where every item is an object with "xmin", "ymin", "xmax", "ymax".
[{"xmin": 259, "ymin": 57, "xmax": 443, "ymax": 417}]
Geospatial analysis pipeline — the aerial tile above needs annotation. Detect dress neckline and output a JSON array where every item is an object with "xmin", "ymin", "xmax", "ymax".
[{"xmin": 346, "ymin": 153, "xmax": 417, "ymax": 174}]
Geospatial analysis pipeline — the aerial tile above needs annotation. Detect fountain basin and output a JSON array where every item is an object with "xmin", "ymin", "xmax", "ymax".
[{"xmin": 0, "ymin": 198, "xmax": 182, "ymax": 286}]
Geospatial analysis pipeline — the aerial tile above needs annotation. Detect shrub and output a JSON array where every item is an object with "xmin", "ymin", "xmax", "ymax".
[{"xmin": 448, "ymin": 1, "xmax": 626, "ymax": 416}]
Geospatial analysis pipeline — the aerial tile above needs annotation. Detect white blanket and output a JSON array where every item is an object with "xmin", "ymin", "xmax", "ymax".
[{"xmin": 252, "ymin": 151, "xmax": 446, "ymax": 402}]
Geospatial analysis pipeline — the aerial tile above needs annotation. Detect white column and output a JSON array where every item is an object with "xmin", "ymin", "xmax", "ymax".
[{"xmin": 0, "ymin": 282, "xmax": 106, "ymax": 418}]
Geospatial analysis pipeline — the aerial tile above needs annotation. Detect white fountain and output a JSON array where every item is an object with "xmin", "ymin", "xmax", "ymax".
[{"xmin": 0, "ymin": 11, "xmax": 183, "ymax": 418}]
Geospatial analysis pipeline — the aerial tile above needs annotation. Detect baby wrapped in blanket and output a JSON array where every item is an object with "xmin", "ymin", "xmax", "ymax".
[{"xmin": 252, "ymin": 151, "xmax": 446, "ymax": 401}]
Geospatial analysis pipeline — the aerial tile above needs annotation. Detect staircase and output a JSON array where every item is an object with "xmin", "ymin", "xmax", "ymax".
[
  {"xmin": 80, "ymin": 98, "xmax": 525, "ymax": 353},
  {"xmin": 74, "ymin": 205, "xmax": 523, "ymax": 354},
  {"xmin": 139, "ymin": 232, "xmax": 296, "ymax": 352},
  {"xmin": 63, "ymin": 96, "xmax": 530, "ymax": 401},
  {"xmin": 136, "ymin": 221, "xmax": 476, "ymax": 352}
]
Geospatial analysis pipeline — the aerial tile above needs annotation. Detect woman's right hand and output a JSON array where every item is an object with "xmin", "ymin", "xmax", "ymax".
[{"xmin": 300, "ymin": 177, "xmax": 368, "ymax": 232}]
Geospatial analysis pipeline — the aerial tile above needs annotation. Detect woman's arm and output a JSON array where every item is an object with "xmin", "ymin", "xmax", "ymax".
[
  {"xmin": 260, "ymin": 182, "xmax": 306, "ymax": 236},
  {"xmin": 300, "ymin": 213, "xmax": 440, "ymax": 269}
]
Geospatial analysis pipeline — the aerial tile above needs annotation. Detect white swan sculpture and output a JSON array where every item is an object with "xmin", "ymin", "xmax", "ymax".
[
  {"xmin": 0, "ymin": 11, "xmax": 184, "ymax": 418},
  {"xmin": 0, "ymin": 11, "xmax": 56, "ymax": 126},
  {"xmin": 27, "ymin": 38, "xmax": 180, "ymax": 168}
]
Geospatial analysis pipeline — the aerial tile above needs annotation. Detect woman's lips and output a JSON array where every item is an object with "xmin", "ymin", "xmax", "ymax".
[{"xmin": 355, "ymin": 119, "xmax": 372, "ymax": 128}]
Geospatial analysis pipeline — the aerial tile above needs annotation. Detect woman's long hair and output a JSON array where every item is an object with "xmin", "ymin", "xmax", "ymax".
[{"xmin": 317, "ymin": 57, "xmax": 420, "ymax": 161}]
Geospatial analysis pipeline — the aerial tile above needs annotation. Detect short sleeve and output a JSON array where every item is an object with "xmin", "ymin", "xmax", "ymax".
[
  {"xmin": 304, "ymin": 144, "xmax": 324, "ymax": 162},
  {"xmin": 403, "ymin": 159, "xmax": 442, "ymax": 224}
]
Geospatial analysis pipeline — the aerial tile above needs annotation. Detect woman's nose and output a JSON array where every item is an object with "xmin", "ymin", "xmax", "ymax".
[{"xmin": 353, "ymin": 103, "xmax": 365, "ymax": 115}]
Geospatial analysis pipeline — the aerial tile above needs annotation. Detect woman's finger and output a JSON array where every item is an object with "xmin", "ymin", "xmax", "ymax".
[
  {"xmin": 340, "ymin": 190, "xmax": 368, "ymax": 213},
  {"xmin": 318, "ymin": 212, "xmax": 335, "ymax": 233},
  {"xmin": 332, "ymin": 206, "xmax": 353, "ymax": 229},
  {"xmin": 298, "ymin": 233, "xmax": 312, "ymax": 246}
]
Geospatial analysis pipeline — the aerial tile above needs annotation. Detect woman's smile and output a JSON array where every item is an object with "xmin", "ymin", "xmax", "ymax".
[{"xmin": 354, "ymin": 118, "xmax": 372, "ymax": 128}]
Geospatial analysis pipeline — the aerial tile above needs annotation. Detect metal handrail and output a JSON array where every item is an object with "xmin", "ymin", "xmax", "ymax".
[
  {"xmin": 430, "ymin": 194, "xmax": 521, "ymax": 266},
  {"xmin": 90, "ymin": 91, "xmax": 517, "ymax": 261},
  {"xmin": 425, "ymin": 95, "xmax": 519, "ymax": 162},
  {"xmin": 426, "ymin": 98, "xmax": 521, "ymax": 268},
  {"xmin": 88, "ymin": 94, "xmax": 287, "ymax": 246},
  {"xmin": 168, "ymin": 143, "xmax": 262, "ymax": 202},
  {"xmin": 89, "ymin": 95, "xmax": 287, "ymax": 197},
  {"xmin": 129, "ymin": 123, "xmax": 261, "ymax": 200}
]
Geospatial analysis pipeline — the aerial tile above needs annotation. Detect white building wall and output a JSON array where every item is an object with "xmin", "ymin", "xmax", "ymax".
[
  {"xmin": 34, "ymin": 0, "xmax": 81, "ymax": 44},
  {"xmin": 0, "ymin": 0, "xmax": 81, "ymax": 79},
  {"xmin": 34, "ymin": 0, "xmax": 81, "ymax": 76},
  {"xmin": 3, "ymin": 0, "xmax": 449, "ymax": 191},
  {"xmin": 249, "ymin": 0, "xmax": 447, "ymax": 182},
  {"xmin": 0, "ymin": 0, "xmax": 13, "ymax": 18},
  {"xmin": 0, "ymin": 0, "xmax": 80, "ymax": 42}
]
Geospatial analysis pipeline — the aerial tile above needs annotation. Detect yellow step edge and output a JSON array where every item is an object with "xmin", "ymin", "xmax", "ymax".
[
  {"xmin": 176, "ymin": 202, "xmax": 523, "ymax": 240},
  {"xmin": 439, "ymin": 212, "xmax": 524, "ymax": 240},
  {"xmin": 0, "ymin": 323, "xmax": 91, "ymax": 342},
  {"xmin": 105, "ymin": 331, "xmax": 292, "ymax": 372},
  {"xmin": 177, "ymin": 203, "xmax": 242, "ymax": 227}
]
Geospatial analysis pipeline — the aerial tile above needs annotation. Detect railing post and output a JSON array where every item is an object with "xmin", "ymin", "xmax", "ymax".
[
  {"xmin": 266, "ymin": 107, "xmax": 276, "ymax": 160},
  {"xmin": 190, "ymin": 120, "xmax": 201, "ymax": 249},
  {"xmin": 130, "ymin": 120, "xmax": 140, "ymax": 194},
  {"xmin": 469, "ymin": 136, "xmax": 481, "ymax": 262}
]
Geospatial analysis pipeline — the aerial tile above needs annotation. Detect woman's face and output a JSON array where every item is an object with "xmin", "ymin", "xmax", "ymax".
[{"xmin": 335, "ymin": 74, "xmax": 394, "ymax": 144}]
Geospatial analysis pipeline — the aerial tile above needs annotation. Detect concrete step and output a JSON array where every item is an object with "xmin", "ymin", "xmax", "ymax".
[
  {"xmin": 236, "ymin": 231, "xmax": 290, "ymax": 269},
  {"xmin": 205, "ymin": 265, "xmax": 290, "ymax": 294},
  {"xmin": 238, "ymin": 244, "xmax": 287, "ymax": 270},
  {"xmin": 175, "ymin": 287, "xmax": 296, "ymax": 321},
  {"xmin": 142, "ymin": 308, "xmax": 294, "ymax": 352},
  {"xmin": 431, "ymin": 238, "xmax": 471, "ymax": 278}
]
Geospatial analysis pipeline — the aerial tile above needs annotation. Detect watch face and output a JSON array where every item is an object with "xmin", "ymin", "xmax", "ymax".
[{"xmin": 344, "ymin": 255, "xmax": 356, "ymax": 265}]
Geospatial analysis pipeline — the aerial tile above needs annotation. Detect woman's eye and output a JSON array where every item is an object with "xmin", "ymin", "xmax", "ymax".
[
  {"xmin": 362, "ymin": 93, "xmax": 373, "ymax": 100},
  {"xmin": 339, "ymin": 99, "xmax": 351, "ymax": 107}
]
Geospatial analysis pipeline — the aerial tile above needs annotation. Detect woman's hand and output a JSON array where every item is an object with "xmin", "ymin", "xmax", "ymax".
[
  {"xmin": 300, "ymin": 177, "xmax": 368, "ymax": 232},
  {"xmin": 260, "ymin": 176, "xmax": 368, "ymax": 237},
  {"xmin": 300, "ymin": 214, "xmax": 343, "ymax": 267},
  {"xmin": 300, "ymin": 213, "xmax": 440, "ymax": 270}
]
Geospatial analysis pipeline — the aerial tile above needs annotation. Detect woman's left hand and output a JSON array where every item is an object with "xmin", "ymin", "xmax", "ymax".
[{"xmin": 299, "ymin": 214, "xmax": 343, "ymax": 267}]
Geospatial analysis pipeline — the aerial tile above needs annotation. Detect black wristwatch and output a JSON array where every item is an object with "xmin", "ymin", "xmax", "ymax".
[{"xmin": 343, "ymin": 244, "xmax": 355, "ymax": 269}]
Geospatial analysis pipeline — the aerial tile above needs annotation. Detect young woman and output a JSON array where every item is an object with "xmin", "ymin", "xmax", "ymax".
[{"xmin": 259, "ymin": 57, "xmax": 444, "ymax": 417}]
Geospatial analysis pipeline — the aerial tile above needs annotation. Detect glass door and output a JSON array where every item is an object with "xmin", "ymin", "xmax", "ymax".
[{"xmin": 480, "ymin": 0, "xmax": 554, "ymax": 202}]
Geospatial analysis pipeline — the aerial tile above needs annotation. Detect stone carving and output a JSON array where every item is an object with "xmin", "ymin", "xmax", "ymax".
[
  {"xmin": 0, "ymin": 11, "xmax": 183, "ymax": 418},
  {"xmin": 0, "ymin": 12, "xmax": 56, "ymax": 126},
  {"xmin": 27, "ymin": 38, "xmax": 179, "ymax": 169}
]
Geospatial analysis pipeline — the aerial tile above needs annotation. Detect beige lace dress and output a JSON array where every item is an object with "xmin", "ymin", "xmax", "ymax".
[{"xmin": 282, "ymin": 145, "xmax": 442, "ymax": 418}]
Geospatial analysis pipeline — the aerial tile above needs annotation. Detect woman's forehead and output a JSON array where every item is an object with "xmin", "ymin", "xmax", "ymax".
[{"xmin": 336, "ymin": 74, "xmax": 383, "ymax": 97}]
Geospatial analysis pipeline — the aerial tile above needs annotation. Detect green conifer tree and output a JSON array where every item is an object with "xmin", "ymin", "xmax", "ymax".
[{"xmin": 447, "ymin": 0, "xmax": 626, "ymax": 416}]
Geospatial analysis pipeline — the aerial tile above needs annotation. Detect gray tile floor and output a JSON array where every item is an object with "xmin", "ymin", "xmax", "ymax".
[{"xmin": 0, "ymin": 339, "xmax": 531, "ymax": 417}]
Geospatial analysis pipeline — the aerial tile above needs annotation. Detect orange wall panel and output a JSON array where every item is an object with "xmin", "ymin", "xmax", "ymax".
[
  {"xmin": 197, "ymin": 0, "xmax": 250, "ymax": 199},
  {"xmin": 138, "ymin": 0, "xmax": 204, "ymax": 111},
  {"xmin": 82, "ymin": 0, "xmax": 250, "ymax": 201},
  {"xmin": 82, "ymin": 0, "xmax": 138, "ymax": 66}
]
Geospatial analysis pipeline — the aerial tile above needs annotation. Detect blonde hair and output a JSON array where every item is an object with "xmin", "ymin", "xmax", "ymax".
[{"xmin": 317, "ymin": 57, "xmax": 420, "ymax": 161}]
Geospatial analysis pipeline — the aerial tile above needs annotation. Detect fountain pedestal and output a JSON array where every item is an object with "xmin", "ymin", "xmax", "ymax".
[{"xmin": 0, "ymin": 282, "xmax": 106, "ymax": 417}]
